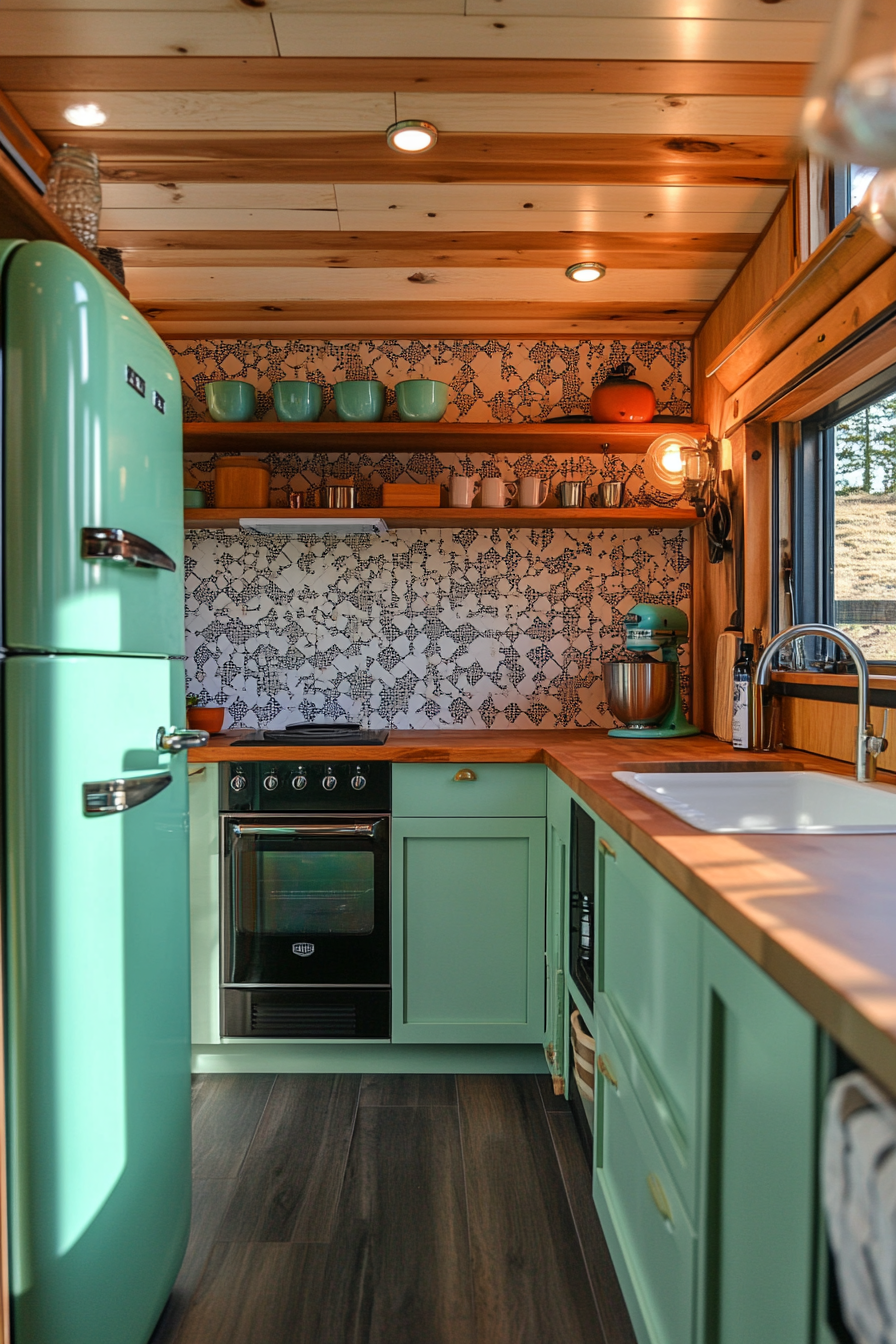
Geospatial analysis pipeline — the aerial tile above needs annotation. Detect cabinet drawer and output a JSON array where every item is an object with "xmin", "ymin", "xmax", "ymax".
[
  {"xmin": 392, "ymin": 762, "xmax": 546, "ymax": 817},
  {"xmin": 598, "ymin": 828, "xmax": 702, "ymax": 1215},
  {"xmin": 594, "ymin": 1031, "xmax": 696, "ymax": 1344}
]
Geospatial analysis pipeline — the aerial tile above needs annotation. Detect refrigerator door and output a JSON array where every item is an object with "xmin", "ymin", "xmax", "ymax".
[
  {"xmin": 4, "ymin": 653, "xmax": 191, "ymax": 1344},
  {"xmin": 2, "ymin": 240, "xmax": 184, "ymax": 657}
]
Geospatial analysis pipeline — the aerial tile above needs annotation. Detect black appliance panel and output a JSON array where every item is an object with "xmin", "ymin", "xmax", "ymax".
[
  {"xmin": 222, "ymin": 986, "xmax": 390, "ymax": 1039},
  {"xmin": 223, "ymin": 812, "xmax": 390, "ymax": 986},
  {"xmin": 221, "ymin": 760, "xmax": 391, "ymax": 813},
  {"xmin": 569, "ymin": 800, "xmax": 595, "ymax": 1009},
  {"xmin": 235, "ymin": 725, "xmax": 389, "ymax": 747}
]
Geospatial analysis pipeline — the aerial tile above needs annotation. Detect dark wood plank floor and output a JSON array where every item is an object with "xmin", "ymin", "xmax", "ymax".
[{"xmin": 150, "ymin": 1073, "xmax": 636, "ymax": 1344}]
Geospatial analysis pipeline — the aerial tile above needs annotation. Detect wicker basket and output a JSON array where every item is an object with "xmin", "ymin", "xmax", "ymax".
[{"xmin": 570, "ymin": 1008, "xmax": 595, "ymax": 1131}]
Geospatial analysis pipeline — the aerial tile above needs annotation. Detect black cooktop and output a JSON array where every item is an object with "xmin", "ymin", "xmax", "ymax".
[{"xmin": 235, "ymin": 723, "xmax": 390, "ymax": 747}]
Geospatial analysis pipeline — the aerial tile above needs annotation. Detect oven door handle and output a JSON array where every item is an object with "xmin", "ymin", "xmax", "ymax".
[{"xmin": 231, "ymin": 824, "xmax": 379, "ymax": 838}]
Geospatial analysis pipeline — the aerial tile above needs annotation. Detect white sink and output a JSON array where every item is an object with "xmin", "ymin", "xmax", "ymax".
[{"xmin": 613, "ymin": 769, "xmax": 896, "ymax": 834}]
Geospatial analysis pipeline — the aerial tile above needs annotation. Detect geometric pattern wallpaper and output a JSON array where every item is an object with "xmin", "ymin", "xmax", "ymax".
[
  {"xmin": 184, "ymin": 526, "xmax": 692, "ymax": 731},
  {"xmin": 176, "ymin": 339, "xmax": 693, "ymax": 731}
]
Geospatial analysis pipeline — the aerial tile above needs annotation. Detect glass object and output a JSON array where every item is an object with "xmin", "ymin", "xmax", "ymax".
[
  {"xmin": 802, "ymin": 0, "xmax": 896, "ymax": 167},
  {"xmin": 680, "ymin": 441, "xmax": 714, "ymax": 515},
  {"xmin": 642, "ymin": 431, "xmax": 698, "ymax": 494},
  {"xmin": 45, "ymin": 145, "xmax": 102, "ymax": 252},
  {"xmin": 236, "ymin": 848, "xmax": 375, "ymax": 936},
  {"xmin": 832, "ymin": 391, "xmax": 896, "ymax": 660}
]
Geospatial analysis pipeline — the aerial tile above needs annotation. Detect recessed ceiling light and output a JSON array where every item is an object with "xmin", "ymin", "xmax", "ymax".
[
  {"xmin": 64, "ymin": 103, "xmax": 107, "ymax": 128},
  {"xmin": 386, "ymin": 120, "xmax": 438, "ymax": 153},
  {"xmin": 565, "ymin": 262, "xmax": 606, "ymax": 283}
]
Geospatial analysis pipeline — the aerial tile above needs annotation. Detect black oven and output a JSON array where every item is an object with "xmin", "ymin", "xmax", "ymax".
[
  {"xmin": 220, "ymin": 760, "xmax": 391, "ymax": 1039},
  {"xmin": 569, "ymin": 800, "xmax": 595, "ymax": 1010}
]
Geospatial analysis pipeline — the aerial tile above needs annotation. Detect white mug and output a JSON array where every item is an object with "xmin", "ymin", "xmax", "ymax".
[
  {"xmin": 517, "ymin": 477, "xmax": 548, "ymax": 508},
  {"xmin": 449, "ymin": 475, "xmax": 479, "ymax": 508},
  {"xmin": 480, "ymin": 478, "xmax": 518, "ymax": 509}
]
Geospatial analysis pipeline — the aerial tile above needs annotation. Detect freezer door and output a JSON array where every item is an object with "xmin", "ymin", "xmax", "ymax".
[
  {"xmin": 4, "ymin": 654, "xmax": 191, "ymax": 1344},
  {"xmin": 3, "ymin": 240, "xmax": 184, "ymax": 656}
]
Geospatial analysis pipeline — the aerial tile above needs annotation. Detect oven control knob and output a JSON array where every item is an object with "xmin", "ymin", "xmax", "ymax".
[
  {"xmin": 291, "ymin": 773, "xmax": 307, "ymax": 791},
  {"xmin": 263, "ymin": 773, "xmax": 279, "ymax": 792},
  {"xmin": 230, "ymin": 774, "xmax": 246, "ymax": 792},
  {"xmin": 351, "ymin": 773, "xmax": 367, "ymax": 791},
  {"xmin": 322, "ymin": 772, "xmax": 338, "ymax": 792}
]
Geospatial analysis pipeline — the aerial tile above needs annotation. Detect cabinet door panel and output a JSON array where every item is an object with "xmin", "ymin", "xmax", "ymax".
[
  {"xmin": 392, "ymin": 762, "xmax": 545, "ymax": 817},
  {"xmin": 594, "ymin": 1019, "xmax": 696, "ymax": 1344},
  {"xmin": 702, "ymin": 924, "xmax": 817, "ymax": 1344},
  {"xmin": 600, "ymin": 834, "xmax": 701, "ymax": 1206},
  {"xmin": 392, "ymin": 817, "xmax": 545, "ymax": 1044},
  {"xmin": 545, "ymin": 772, "xmax": 573, "ymax": 1081}
]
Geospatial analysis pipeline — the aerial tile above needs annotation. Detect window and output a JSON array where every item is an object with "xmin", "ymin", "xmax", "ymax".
[
  {"xmin": 829, "ymin": 163, "xmax": 877, "ymax": 227},
  {"xmin": 795, "ymin": 367, "xmax": 896, "ymax": 664}
]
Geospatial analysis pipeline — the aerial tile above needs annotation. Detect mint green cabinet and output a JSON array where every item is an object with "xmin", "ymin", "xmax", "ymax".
[
  {"xmin": 594, "ymin": 1011, "xmax": 697, "ymax": 1344},
  {"xmin": 392, "ymin": 816, "xmax": 545, "ymax": 1044},
  {"xmin": 598, "ymin": 829, "xmax": 702, "ymax": 1216},
  {"xmin": 545, "ymin": 772, "xmax": 573, "ymax": 1082},
  {"xmin": 700, "ymin": 923, "xmax": 818, "ymax": 1344},
  {"xmin": 392, "ymin": 761, "xmax": 545, "ymax": 817}
]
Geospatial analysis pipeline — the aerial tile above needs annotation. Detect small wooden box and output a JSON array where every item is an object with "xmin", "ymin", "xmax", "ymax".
[{"xmin": 381, "ymin": 483, "xmax": 442, "ymax": 508}]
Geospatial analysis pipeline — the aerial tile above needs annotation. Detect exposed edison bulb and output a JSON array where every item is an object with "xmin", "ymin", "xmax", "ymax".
[
  {"xmin": 643, "ymin": 432, "xmax": 699, "ymax": 494},
  {"xmin": 385, "ymin": 121, "xmax": 438, "ymax": 153},
  {"xmin": 64, "ymin": 103, "xmax": 107, "ymax": 128},
  {"xmin": 801, "ymin": 0, "xmax": 896, "ymax": 166}
]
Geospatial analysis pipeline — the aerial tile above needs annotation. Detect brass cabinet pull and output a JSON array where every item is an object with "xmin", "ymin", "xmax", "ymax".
[
  {"xmin": 454, "ymin": 768, "xmax": 477, "ymax": 781},
  {"xmin": 597, "ymin": 1053, "xmax": 618, "ymax": 1089},
  {"xmin": 599, "ymin": 838, "xmax": 616, "ymax": 858},
  {"xmin": 647, "ymin": 1172, "xmax": 674, "ymax": 1225}
]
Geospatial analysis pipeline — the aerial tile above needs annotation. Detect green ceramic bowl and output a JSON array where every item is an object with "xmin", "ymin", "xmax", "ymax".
[
  {"xmin": 273, "ymin": 380, "xmax": 324, "ymax": 422},
  {"xmin": 205, "ymin": 379, "xmax": 256, "ymax": 422},
  {"xmin": 334, "ymin": 380, "xmax": 385, "ymax": 422},
  {"xmin": 396, "ymin": 379, "xmax": 450, "ymax": 422},
  {"xmin": 183, "ymin": 488, "xmax": 206, "ymax": 508}
]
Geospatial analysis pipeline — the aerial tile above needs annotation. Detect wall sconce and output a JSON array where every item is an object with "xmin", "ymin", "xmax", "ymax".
[{"xmin": 644, "ymin": 432, "xmax": 732, "ymax": 563}]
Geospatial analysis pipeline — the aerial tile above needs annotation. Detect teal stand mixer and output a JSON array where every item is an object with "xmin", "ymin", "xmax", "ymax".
[{"xmin": 604, "ymin": 602, "xmax": 699, "ymax": 739}]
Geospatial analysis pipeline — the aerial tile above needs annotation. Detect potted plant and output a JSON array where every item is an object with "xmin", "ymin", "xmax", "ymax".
[{"xmin": 186, "ymin": 693, "xmax": 226, "ymax": 735}]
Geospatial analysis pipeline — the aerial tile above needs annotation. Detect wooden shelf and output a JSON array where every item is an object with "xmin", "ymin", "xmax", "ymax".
[
  {"xmin": 184, "ymin": 505, "xmax": 699, "ymax": 530},
  {"xmin": 182, "ymin": 420, "xmax": 705, "ymax": 455}
]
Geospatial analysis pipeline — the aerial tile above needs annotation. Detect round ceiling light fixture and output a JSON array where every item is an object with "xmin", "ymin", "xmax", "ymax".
[
  {"xmin": 386, "ymin": 120, "xmax": 438, "ymax": 153},
  {"xmin": 64, "ymin": 102, "xmax": 107, "ymax": 128},
  {"xmin": 565, "ymin": 262, "xmax": 606, "ymax": 283}
]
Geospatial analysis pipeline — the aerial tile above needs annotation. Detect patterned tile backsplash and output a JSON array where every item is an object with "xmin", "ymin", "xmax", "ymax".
[
  {"xmin": 176, "ymin": 338, "xmax": 693, "ymax": 731},
  {"xmin": 185, "ymin": 527, "xmax": 691, "ymax": 731}
]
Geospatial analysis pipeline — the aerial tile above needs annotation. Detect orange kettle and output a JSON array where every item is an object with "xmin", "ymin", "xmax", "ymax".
[{"xmin": 590, "ymin": 363, "xmax": 656, "ymax": 423}]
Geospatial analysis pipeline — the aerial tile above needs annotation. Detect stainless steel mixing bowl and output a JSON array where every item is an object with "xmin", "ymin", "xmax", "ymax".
[{"xmin": 603, "ymin": 660, "xmax": 675, "ymax": 727}]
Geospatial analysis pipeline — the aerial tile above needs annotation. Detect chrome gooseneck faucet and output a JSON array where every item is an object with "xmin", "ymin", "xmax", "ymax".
[{"xmin": 754, "ymin": 624, "xmax": 887, "ymax": 781}]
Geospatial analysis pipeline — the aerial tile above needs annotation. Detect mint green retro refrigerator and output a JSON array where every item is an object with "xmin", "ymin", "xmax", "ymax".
[{"xmin": 1, "ymin": 240, "xmax": 204, "ymax": 1344}]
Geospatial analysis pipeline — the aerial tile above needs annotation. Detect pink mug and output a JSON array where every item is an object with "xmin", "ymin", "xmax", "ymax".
[
  {"xmin": 517, "ymin": 477, "xmax": 548, "ymax": 508},
  {"xmin": 480, "ymin": 479, "xmax": 518, "ymax": 509}
]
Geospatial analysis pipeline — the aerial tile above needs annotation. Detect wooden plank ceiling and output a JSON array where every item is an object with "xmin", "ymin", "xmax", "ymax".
[{"xmin": 0, "ymin": 0, "xmax": 832, "ymax": 337}]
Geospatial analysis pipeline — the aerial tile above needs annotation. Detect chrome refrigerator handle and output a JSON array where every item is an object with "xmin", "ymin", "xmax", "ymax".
[
  {"xmin": 83, "ymin": 773, "xmax": 172, "ymax": 815},
  {"xmin": 157, "ymin": 727, "xmax": 210, "ymax": 752},
  {"xmin": 81, "ymin": 526, "xmax": 177, "ymax": 572}
]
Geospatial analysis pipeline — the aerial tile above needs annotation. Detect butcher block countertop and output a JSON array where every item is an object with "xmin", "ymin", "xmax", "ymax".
[{"xmin": 190, "ymin": 729, "xmax": 896, "ymax": 1093}]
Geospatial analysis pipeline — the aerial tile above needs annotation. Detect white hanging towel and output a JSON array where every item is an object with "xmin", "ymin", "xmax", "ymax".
[{"xmin": 823, "ymin": 1070, "xmax": 896, "ymax": 1344}]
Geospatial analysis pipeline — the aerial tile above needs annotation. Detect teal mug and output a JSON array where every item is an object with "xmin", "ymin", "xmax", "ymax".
[
  {"xmin": 273, "ymin": 380, "xmax": 323, "ymax": 423},
  {"xmin": 334, "ymin": 380, "xmax": 385, "ymax": 423},
  {"xmin": 183, "ymin": 488, "xmax": 206, "ymax": 508},
  {"xmin": 205, "ymin": 379, "xmax": 256, "ymax": 422},
  {"xmin": 396, "ymin": 379, "xmax": 449, "ymax": 422}
]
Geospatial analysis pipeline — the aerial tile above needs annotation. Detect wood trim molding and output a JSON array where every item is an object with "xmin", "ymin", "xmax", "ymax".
[
  {"xmin": 706, "ymin": 211, "xmax": 894, "ymax": 394},
  {"xmin": 721, "ymin": 249, "xmax": 896, "ymax": 430}
]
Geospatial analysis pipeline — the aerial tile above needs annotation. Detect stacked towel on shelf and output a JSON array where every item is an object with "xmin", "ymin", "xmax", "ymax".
[{"xmin": 823, "ymin": 1071, "xmax": 896, "ymax": 1344}]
